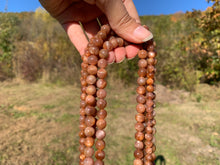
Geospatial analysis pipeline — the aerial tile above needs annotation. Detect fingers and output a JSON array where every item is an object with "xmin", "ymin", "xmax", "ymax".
[
  {"xmin": 96, "ymin": 0, "xmax": 153, "ymax": 44},
  {"xmin": 123, "ymin": 0, "xmax": 141, "ymax": 24},
  {"xmin": 63, "ymin": 22, "xmax": 89, "ymax": 55}
]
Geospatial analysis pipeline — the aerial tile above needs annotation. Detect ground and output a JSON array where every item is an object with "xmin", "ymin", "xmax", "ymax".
[{"xmin": 0, "ymin": 81, "xmax": 219, "ymax": 165}]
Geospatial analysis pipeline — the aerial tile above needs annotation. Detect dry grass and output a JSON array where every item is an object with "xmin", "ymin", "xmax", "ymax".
[{"xmin": 0, "ymin": 81, "xmax": 219, "ymax": 165}]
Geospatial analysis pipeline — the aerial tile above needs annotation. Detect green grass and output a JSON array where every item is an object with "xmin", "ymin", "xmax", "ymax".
[{"xmin": 0, "ymin": 82, "xmax": 219, "ymax": 165}]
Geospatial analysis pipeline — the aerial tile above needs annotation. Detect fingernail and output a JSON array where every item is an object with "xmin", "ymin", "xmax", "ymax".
[{"xmin": 133, "ymin": 26, "xmax": 153, "ymax": 42}]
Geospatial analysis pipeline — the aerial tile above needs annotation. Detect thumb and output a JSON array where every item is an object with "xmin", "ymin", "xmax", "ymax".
[{"xmin": 96, "ymin": 0, "xmax": 153, "ymax": 43}]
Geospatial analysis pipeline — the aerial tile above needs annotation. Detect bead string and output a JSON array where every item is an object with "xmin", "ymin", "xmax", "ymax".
[{"xmin": 79, "ymin": 24, "xmax": 157, "ymax": 165}]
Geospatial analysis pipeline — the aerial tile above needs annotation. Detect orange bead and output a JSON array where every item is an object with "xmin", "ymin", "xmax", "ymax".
[
  {"xmin": 138, "ymin": 50, "xmax": 147, "ymax": 59},
  {"xmin": 84, "ymin": 137, "xmax": 94, "ymax": 147}
]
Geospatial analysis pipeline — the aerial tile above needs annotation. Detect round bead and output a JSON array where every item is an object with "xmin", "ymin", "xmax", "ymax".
[
  {"xmin": 138, "ymin": 59, "xmax": 147, "ymax": 68},
  {"xmin": 85, "ymin": 95, "xmax": 96, "ymax": 105},
  {"xmin": 137, "ymin": 77, "xmax": 146, "ymax": 86},
  {"xmin": 84, "ymin": 137, "xmax": 94, "ymax": 147},
  {"xmin": 96, "ymin": 119, "xmax": 106, "ymax": 129},
  {"xmin": 145, "ymin": 126, "xmax": 153, "ymax": 134},
  {"xmin": 96, "ymin": 79, "xmax": 107, "ymax": 89},
  {"xmin": 87, "ymin": 65, "xmax": 98, "ymax": 75},
  {"xmin": 84, "ymin": 147, "xmax": 94, "ymax": 157},
  {"xmin": 146, "ymin": 99, "xmax": 154, "ymax": 107},
  {"xmin": 135, "ymin": 122, "xmax": 145, "ymax": 132},
  {"xmin": 83, "ymin": 157, "xmax": 94, "ymax": 165},
  {"xmin": 81, "ymin": 70, "xmax": 88, "ymax": 78},
  {"xmin": 81, "ymin": 93, "xmax": 87, "ymax": 100},
  {"xmin": 98, "ymin": 59, "xmax": 108, "ymax": 68},
  {"xmin": 96, "ymin": 130, "xmax": 106, "ymax": 140},
  {"xmin": 79, "ymin": 144, "xmax": 85, "ymax": 152},
  {"xmin": 91, "ymin": 36, "xmax": 103, "ymax": 48},
  {"xmin": 145, "ymin": 154, "xmax": 153, "ymax": 162},
  {"xmin": 81, "ymin": 79, "xmax": 87, "ymax": 86},
  {"xmin": 147, "ymin": 65, "xmax": 155, "ymax": 73},
  {"xmin": 97, "ymin": 99, "xmax": 107, "ymax": 109},
  {"xmin": 144, "ymin": 141, "xmax": 153, "ymax": 148},
  {"xmin": 145, "ymin": 147, "xmax": 153, "ymax": 154},
  {"xmin": 85, "ymin": 116, "xmax": 96, "ymax": 127},
  {"xmin": 85, "ymin": 106, "xmax": 97, "ymax": 116},
  {"xmin": 89, "ymin": 46, "xmax": 99, "ymax": 55},
  {"xmin": 138, "ymin": 50, "xmax": 147, "ymax": 58},
  {"xmin": 95, "ymin": 150, "xmax": 105, "ymax": 160},
  {"xmin": 147, "ymin": 58, "xmax": 154, "ymax": 65},
  {"xmin": 86, "ymin": 85, "xmax": 96, "ymax": 95},
  {"xmin": 146, "ymin": 106, "xmax": 153, "ymax": 113},
  {"xmin": 79, "ymin": 115, "xmax": 85, "ymax": 123},
  {"xmin": 101, "ymin": 25, "xmax": 110, "ymax": 34},
  {"xmin": 88, "ymin": 55, "xmax": 98, "ymax": 65},
  {"xmin": 80, "ymin": 100, "xmax": 86, "ymax": 108},
  {"xmin": 103, "ymin": 41, "xmax": 113, "ymax": 51},
  {"xmin": 148, "ymin": 51, "xmax": 156, "ymax": 58},
  {"xmin": 136, "ymin": 104, "xmax": 145, "ymax": 113},
  {"xmin": 147, "ymin": 44, "xmax": 154, "ymax": 51},
  {"xmin": 147, "ymin": 72, "xmax": 154, "ymax": 79},
  {"xmin": 99, "ymin": 49, "xmax": 109, "ymax": 59},
  {"xmin": 86, "ymin": 75, "xmax": 96, "ymax": 85},
  {"xmin": 81, "ymin": 86, "xmax": 86, "ymax": 93},
  {"xmin": 80, "ymin": 108, "xmax": 86, "ymax": 116},
  {"xmin": 84, "ymin": 127, "xmax": 95, "ymax": 137},
  {"xmin": 138, "ymin": 68, "xmax": 146, "ymax": 77},
  {"xmin": 97, "ymin": 89, "xmax": 107, "ymax": 99},
  {"xmin": 136, "ymin": 86, "xmax": 146, "ymax": 95},
  {"xmin": 144, "ymin": 161, "xmax": 153, "ymax": 165},
  {"xmin": 80, "ymin": 154, "xmax": 86, "ymax": 161},
  {"xmin": 95, "ymin": 140, "xmax": 105, "ymax": 150},
  {"xmin": 134, "ymin": 149, "xmax": 143, "ymax": 159},
  {"xmin": 81, "ymin": 63, "xmax": 88, "ymax": 70},
  {"xmin": 97, "ymin": 109, "xmax": 107, "ymax": 119},
  {"xmin": 135, "ymin": 131, "xmax": 144, "ymax": 141},
  {"xmin": 97, "ymin": 69, "xmax": 107, "ymax": 79},
  {"xmin": 109, "ymin": 38, "xmax": 118, "ymax": 48},
  {"xmin": 146, "ymin": 78, "xmax": 154, "ymax": 85},
  {"xmin": 146, "ymin": 85, "xmax": 154, "ymax": 92},
  {"xmin": 135, "ymin": 113, "xmax": 145, "ymax": 123},
  {"xmin": 135, "ymin": 141, "xmax": 144, "ymax": 149},
  {"xmin": 136, "ymin": 95, "xmax": 146, "ymax": 104},
  {"xmin": 134, "ymin": 159, "xmax": 143, "ymax": 165},
  {"xmin": 79, "ymin": 123, "xmax": 86, "ymax": 130},
  {"xmin": 116, "ymin": 38, "xmax": 124, "ymax": 47},
  {"xmin": 97, "ymin": 31, "xmax": 107, "ymax": 40},
  {"xmin": 145, "ymin": 133, "xmax": 153, "ymax": 141},
  {"xmin": 94, "ymin": 160, "xmax": 104, "ymax": 165},
  {"xmin": 146, "ymin": 92, "xmax": 155, "ymax": 100}
]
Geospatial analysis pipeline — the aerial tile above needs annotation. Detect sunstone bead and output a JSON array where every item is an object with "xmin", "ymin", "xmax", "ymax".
[
  {"xmin": 146, "ymin": 92, "xmax": 155, "ymax": 100},
  {"xmin": 83, "ymin": 157, "xmax": 94, "ymax": 165},
  {"xmin": 116, "ymin": 37, "xmax": 124, "ymax": 47},
  {"xmin": 94, "ymin": 160, "xmax": 104, "ymax": 165},
  {"xmin": 84, "ymin": 127, "xmax": 95, "ymax": 137},
  {"xmin": 101, "ymin": 25, "xmax": 110, "ymax": 34},
  {"xmin": 134, "ymin": 159, "xmax": 143, "ymax": 165},
  {"xmin": 145, "ymin": 147, "xmax": 153, "ymax": 154},
  {"xmin": 88, "ymin": 55, "xmax": 98, "ymax": 65},
  {"xmin": 147, "ymin": 65, "xmax": 155, "ymax": 73},
  {"xmin": 89, "ymin": 46, "xmax": 99, "ymax": 55},
  {"xmin": 136, "ymin": 104, "xmax": 145, "ymax": 113},
  {"xmin": 80, "ymin": 154, "xmax": 86, "ymax": 161},
  {"xmin": 95, "ymin": 139, "xmax": 105, "ymax": 150},
  {"xmin": 84, "ymin": 147, "xmax": 94, "ymax": 157},
  {"xmin": 144, "ymin": 141, "xmax": 153, "ymax": 148},
  {"xmin": 144, "ymin": 161, "xmax": 153, "ymax": 165},
  {"xmin": 85, "ymin": 95, "xmax": 96, "ymax": 105},
  {"xmin": 97, "ymin": 69, "xmax": 107, "ymax": 79},
  {"xmin": 145, "ymin": 133, "xmax": 153, "ymax": 141},
  {"xmin": 135, "ymin": 113, "xmax": 145, "ymax": 123},
  {"xmin": 148, "ymin": 51, "xmax": 157, "ymax": 58},
  {"xmin": 97, "ymin": 109, "xmax": 107, "ymax": 119},
  {"xmin": 96, "ymin": 79, "xmax": 107, "ymax": 89},
  {"xmin": 103, "ymin": 41, "xmax": 113, "ymax": 51},
  {"xmin": 137, "ymin": 77, "xmax": 146, "ymax": 86},
  {"xmin": 86, "ymin": 75, "xmax": 96, "ymax": 85},
  {"xmin": 97, "ymin": 89, "xmax": 107, "ymax": 99},
  {"xmin": 134, "ymin": 149, "xmax": 144, "ymax": 159},
  {"xmin": 136, "ymin": 86, "xmax": 146, "ymax": 95},
  {"xmin": 135, "ymin": 131, "xmax": 144, "ymax": 141},
  {"xmin": 99, "ymin": 49, "xmax": 109, "ymax": 59},
  {"xmin": 146, "ymin": 85, "xmax": 154, "ymax": 92},
  {"xmin": 138, "ymin": 50, "xmax": 147, "ymax": 58},
  {"xmin": 136, "ymin": 95, "xmax": 146, "ymax": 104},
  {"xmin": 95, "ymin": 150, "xmax": 105, "ymax": 160},
  {"xmin": 97, "ymin": 31, "xmax": 107, "ymax": 40},
  {"xmin": 135, "ymin": 122, "xmax": 145, "ymax": 132},
  {"xmin": 147, "ymin": 58, "xmax": 155, "ymax": 65},
  {"xmin": 85, "ymin": 106, "xmax": 97, "ymax": 116},
  {"xmin": 86, "ymin": 85, "xmax": 96, "ymax": 95},
  {"xmin": 91, "ymin": 36, "xmax": 103, "ymax": 48},
  {"xmin": 85, "ymin": 116, "xmax": 96, "ymax": 127},
  {"xmin": 135, "ymin": 141, "xmax": 144, "ymax": 149},
  {"xmin": 138, "ymin": 68, "xmax": 147, "ymax": 77},
  {"xmin": 96, "ymin": 130, "xmax": 106, "ymax": 140},
  {"xmin": 96, "ymin": 119, "xmax": 106, "ymax": 129},
  {"xmin": 87, "ymin": 65, "xmax": 98, "ymax": 75},
  {"xmin": 80, "ymin": 93, "xmax": 87, "ymax": 100},
  {"xmin": 138, "ymin": 59, "xmax": 148, "ymax": 68},
  {"xmin": 109, "ymin": 37, "xmax": 118, "ymax": 48},
  {"xmin": 79, "ymin": 115, "xmax": 85, "ymax": 123},
  {"xmin": 79, "ymin": 144, "xmax": 85, "ymax": 152},
  {"xmin": 84, "ymin": 137, "xmax": 94, "ymax": 147},
  {"xmin": 98, "ymin": 59, "xmax": 108, "ymax": 68},
  {"xmin": 97, "ymin": 99, "xmax": 107, "ymax": 109},
  {"xmin": 79, "ymin": 123, "xmax": 86, "ymax": 130}
]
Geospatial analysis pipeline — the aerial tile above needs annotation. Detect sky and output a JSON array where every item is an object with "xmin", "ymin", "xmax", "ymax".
[{"xmin": 0, "ymin": 0, "xmax": 213, "ymax": 16}]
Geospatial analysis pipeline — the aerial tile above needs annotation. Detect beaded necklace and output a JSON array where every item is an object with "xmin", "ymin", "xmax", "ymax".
[{"xmin": 79, "ymin": 24, "xmax": 157, "ymax": 165}]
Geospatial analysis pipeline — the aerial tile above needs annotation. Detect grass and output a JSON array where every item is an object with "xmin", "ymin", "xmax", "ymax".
[{"xmin": 0, "ymin": 81, "xmax": 219, "ymax": 165}]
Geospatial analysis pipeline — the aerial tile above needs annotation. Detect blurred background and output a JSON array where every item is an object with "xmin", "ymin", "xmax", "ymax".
[{"xmin": 0, "ymin": 0, "xmax": 219, "ymax": 164}]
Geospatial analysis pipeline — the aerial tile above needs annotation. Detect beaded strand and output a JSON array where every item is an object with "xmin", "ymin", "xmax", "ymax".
[{"xmin": 79, "ymin": 24, "xmax": 157, "ymax": 165}]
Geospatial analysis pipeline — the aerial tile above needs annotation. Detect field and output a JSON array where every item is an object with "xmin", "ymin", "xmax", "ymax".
[{"xmin": 0, "ymin": 81, "xmax": 220, "ymax": 165}]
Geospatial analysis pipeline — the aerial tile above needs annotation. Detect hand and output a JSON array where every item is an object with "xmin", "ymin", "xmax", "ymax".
[{"xmin": 39, "ymin": 0, "xmax": 153, "ymax": 63}]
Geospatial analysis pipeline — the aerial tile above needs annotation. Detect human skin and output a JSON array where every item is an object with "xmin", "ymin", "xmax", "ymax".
[{"xmin": 39, "ymin": 0, "xmax": 153, "ymax": 63}]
